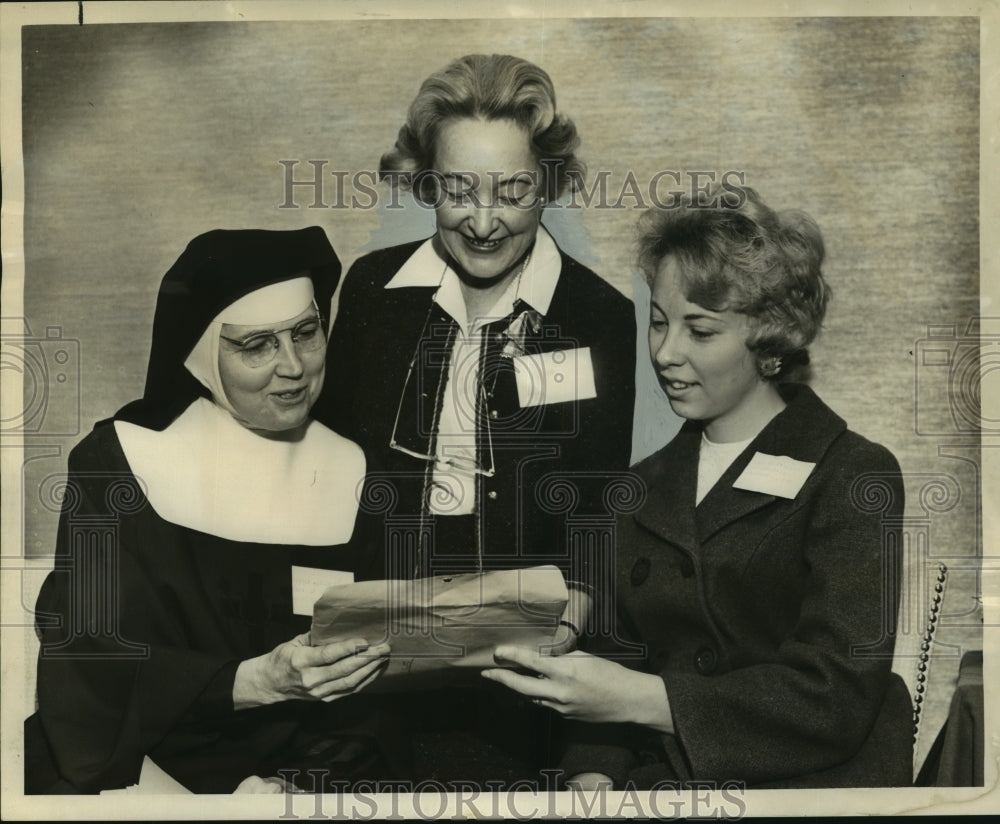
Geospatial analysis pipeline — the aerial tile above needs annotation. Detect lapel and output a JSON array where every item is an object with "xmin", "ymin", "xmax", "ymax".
[
  {"xmin": 375, "ymin": 247, "xmax": 458, "ymax": 458},
  {"xmin": 479, "ymin": 298, "xmax": 561, "ymax": 435},
  {"xmin": 696, "ymin": 384, "xmax": 847, "ymax": 544},
  {"xmin": 633, "ymin": 424, "xmax": 701, "ymax": 554},
  {"xmin": 542, "ymin": 249, "xmax": 581, "ymax": 331},
  {"xmin": 694, "ymin": 447, "xmax": 778, "ymax": 545},
  {"xmin": 478, "ymin": 250, "xmax": 571, "ymax": 424},
  {"xmin": 392, "ymin": 299, "xmax": 458, "ymax": 460},
  {"xmin": 635, "ymin": 384, "xmax": 847, "ymax": 550}
]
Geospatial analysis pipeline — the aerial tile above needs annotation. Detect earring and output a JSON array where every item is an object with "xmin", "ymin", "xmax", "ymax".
[{"xmin": 759, "ymin": 357, "xmax": 782, "ymax": 377}]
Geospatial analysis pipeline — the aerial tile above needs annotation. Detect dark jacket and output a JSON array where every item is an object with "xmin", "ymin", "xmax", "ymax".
[
  {"xmin": 562, "ymin": 384, "xmax": 914, "ymax": 788},
  {"xmin": 314, "ymin": 238, "xmax": 637, "ymax": 581}
]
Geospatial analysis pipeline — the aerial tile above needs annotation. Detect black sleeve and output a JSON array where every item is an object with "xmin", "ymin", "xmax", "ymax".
[{"xmin": 34, "ymin": 434, "xmax": 239, "ymax": 792}]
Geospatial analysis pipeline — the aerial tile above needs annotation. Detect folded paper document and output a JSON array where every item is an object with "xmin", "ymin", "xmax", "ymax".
[{"xmin": 310, "ymin": 565, "xmax": 569, "ymax": 688}]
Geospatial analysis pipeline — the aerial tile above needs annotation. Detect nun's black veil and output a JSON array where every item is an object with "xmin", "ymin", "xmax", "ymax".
[{"xmin": 112, "ymin": 227, "xmax": 341, "ymax": 430}]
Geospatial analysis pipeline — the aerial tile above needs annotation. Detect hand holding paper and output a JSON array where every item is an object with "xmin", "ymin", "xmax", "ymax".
[
  {"xmin": 545, "ymin": 587, "xmax": 593, "ymax": 656},
  {"xmin": 232, "ymin": 632, "xmax": 390, "ymax": 708},
  {"xmin": 309, "ymin": 566, "xmax": 570, "ymax": 689}
]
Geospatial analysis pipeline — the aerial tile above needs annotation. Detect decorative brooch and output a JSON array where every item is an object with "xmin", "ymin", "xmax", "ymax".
[{"xmin": 500, "ymin": 306, "xmax": 544, "ymax": 359}]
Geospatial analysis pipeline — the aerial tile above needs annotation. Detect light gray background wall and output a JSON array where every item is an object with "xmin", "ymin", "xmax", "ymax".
[{"xmin": 16, "ymin": 16, "xmax": 982, "ymax": 758}]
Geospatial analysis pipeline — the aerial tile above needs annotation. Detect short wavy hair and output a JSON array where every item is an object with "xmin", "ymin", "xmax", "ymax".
[
  {"xmin": 379, "ymin": 54, "xmax": 584, "ymax": 204},
  {"xmin": 637, "ymin": 185, "xmax": 831, "ymax": 381}
]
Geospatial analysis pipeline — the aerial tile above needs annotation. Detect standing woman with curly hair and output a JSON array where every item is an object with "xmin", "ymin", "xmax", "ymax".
[
  {"xmin": 313, "ymin": 54, "xmax": 636, "ymax": 786},
  {"xmin": 483, "ymin": 186, "xmax": 914, "ymax": 789}
]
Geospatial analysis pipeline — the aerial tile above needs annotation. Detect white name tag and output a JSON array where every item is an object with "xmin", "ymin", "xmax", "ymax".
[
  {"xmin": 733, "ymin": 452, "xmax": 816, "ymax": 499},
  {"xmin": 292, "ymin": 566, "xmax": 355, "ymax": 616},
  {"xmin": 513, "ymin": 347, "xmax": 597, "ymax": 408}
]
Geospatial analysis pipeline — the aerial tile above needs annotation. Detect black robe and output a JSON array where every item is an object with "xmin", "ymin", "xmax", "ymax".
[{"xmin": 29, "ymin": 422, "xmax": 397, "ymax": 794}]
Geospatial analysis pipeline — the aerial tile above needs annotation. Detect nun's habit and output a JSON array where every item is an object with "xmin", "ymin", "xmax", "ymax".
[{"xmin": 29, "ymin": 228, "xmax": 392, "ymax": 793}]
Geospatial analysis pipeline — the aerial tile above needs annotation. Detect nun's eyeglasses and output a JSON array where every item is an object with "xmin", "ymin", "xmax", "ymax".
[{"xmin": 219, "ymin": 317, "xmax": 325, "ymax": 368}]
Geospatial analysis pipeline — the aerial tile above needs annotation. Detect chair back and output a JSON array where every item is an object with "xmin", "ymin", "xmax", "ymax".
[{"xmin": 890, "ymin": 560, "xmax": 949, "ymax": 781}]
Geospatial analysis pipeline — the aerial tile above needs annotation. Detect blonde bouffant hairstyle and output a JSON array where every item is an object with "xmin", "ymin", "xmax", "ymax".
[
  {"xmin": 638, "ymin": 185, "xmax": 831, "ymax": 381},
  {"xmin": 379, "ymin": 54, "xmax": 584, "ymax": 205}
]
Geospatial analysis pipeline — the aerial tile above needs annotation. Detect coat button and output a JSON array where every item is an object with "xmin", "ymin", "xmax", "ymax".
[
  {"xmin": 490, "ymin": 410, "xmax": 499, "ymax": 420},
  {"xmin": 630, "ymin": 557, "xmax": 650, "ymax": 586},
  {"xmin": 487, "ymin": 490, "xmax": 498, "ymax": 500},
  {"xmin": 694, "ymin": 647, "xmax": 717, "ymax": 675}
]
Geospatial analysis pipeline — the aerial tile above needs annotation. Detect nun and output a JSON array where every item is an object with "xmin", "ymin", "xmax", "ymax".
[{"xmin": 29, "ymin": 228, "xmax": 399, "ymax": 794}]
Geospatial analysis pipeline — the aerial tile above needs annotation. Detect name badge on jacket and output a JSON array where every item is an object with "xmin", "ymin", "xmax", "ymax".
[
  {"xmin": 733, "ymin": 452, "xmax": 816, "ymax": 499},
  {"xmin": 513, "ymin": 347, "xmax": 597, "ymax": 408}
]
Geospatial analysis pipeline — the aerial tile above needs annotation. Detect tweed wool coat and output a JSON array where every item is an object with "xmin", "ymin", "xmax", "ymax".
[{"xmin": 562, "ymin": 384, "xmax": 914, "ymax": 788}]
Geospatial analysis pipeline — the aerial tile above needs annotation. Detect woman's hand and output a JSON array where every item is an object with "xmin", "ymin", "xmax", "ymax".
[
  {"xmin": 565, "ymin": 772, "xmax": 614, "ymax": 791},
  {"xmin": 233, "ymin": 775, "xmax": 301, "ymax": 793},
  {"xmin": 481, "ymin": 646, "xmax": 674, "ymax": 733},
  {"xmin": 542, "ymin": 588, "xmax": 593, "ymax": 656},
  {"xmin": 233, "ymin": 633, "xmax": 389, "ymax": 709}
]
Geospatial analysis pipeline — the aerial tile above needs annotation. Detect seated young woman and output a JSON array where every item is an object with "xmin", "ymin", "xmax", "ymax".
[{"xmin": 481, "ymin": 186, "xmax": 913, "ymax": 789}]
